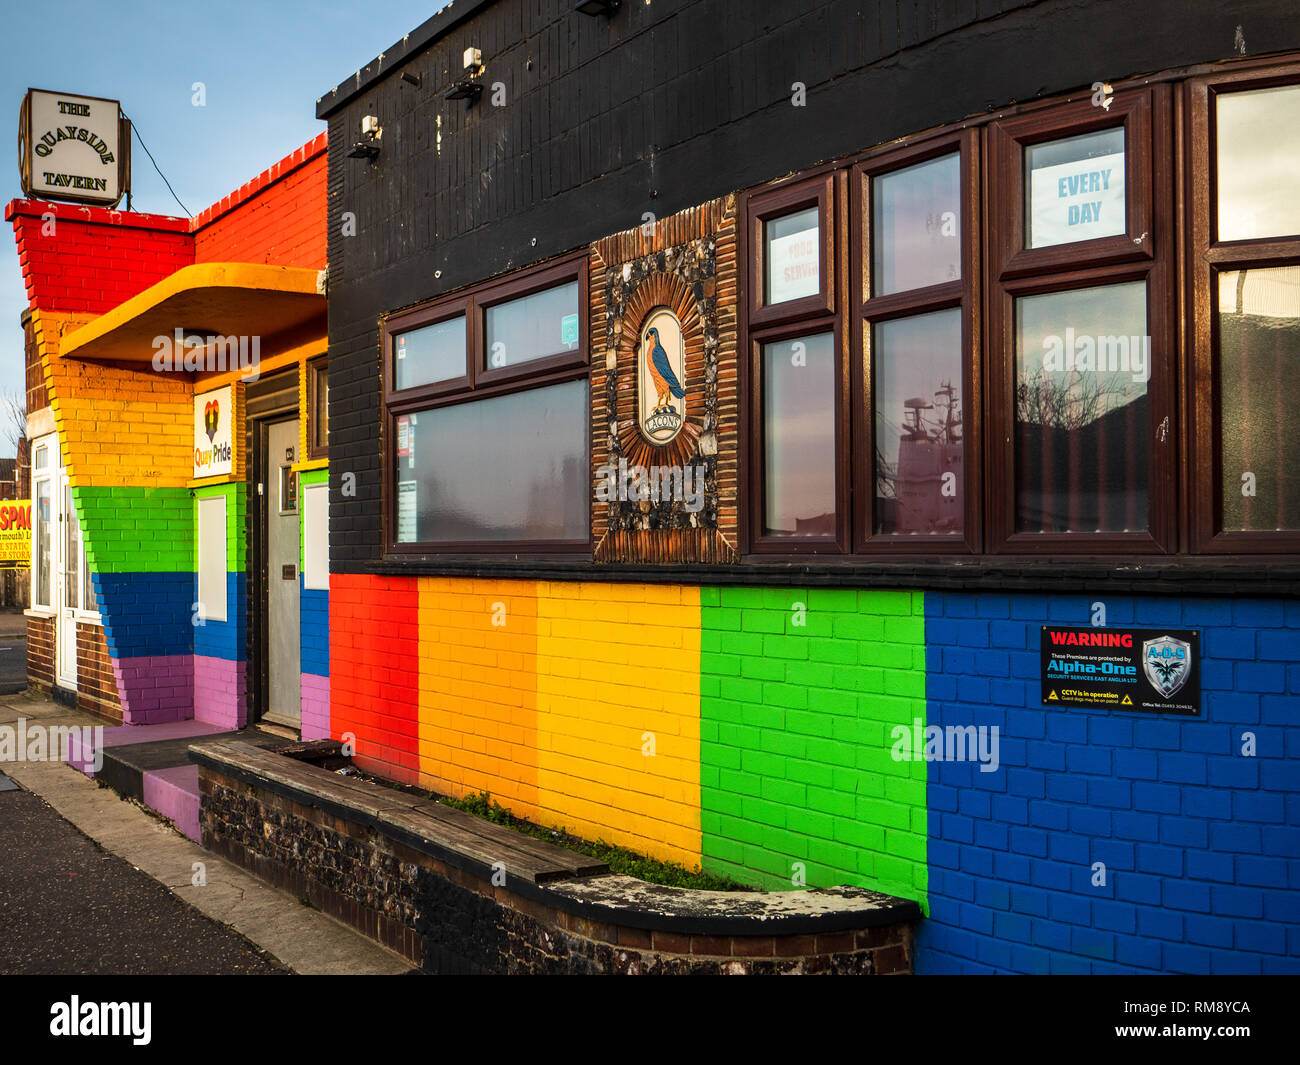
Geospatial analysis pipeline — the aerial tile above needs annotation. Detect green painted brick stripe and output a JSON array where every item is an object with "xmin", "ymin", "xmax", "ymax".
[
  {"xmin": 73, "ymin": 485, "xmax": 195, "ymax": 574},
  {"xmin": 700, "ymin": 586, "xmax": 928, "ymax": 911}
]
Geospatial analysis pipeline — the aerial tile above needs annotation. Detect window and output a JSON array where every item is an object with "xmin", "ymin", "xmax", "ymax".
[
  {"xmin": 855, "ymin": 132, "xmax": 980, "ymax": 551},
  {"xmin": 307, "ymin": 357, "xmax": 329, "ymax": 459},
  {"xmin": 33, "ymin": 474, "xmax": 51, "ymax": 609},
  {"xmin": 745, "ymin": 173, "xmax": 847, "ymax": 552},
  {"xmin": 1189, "ymin": 65, "xmax": 1300, "ymax": 552},
  {"xmin": 739, "ymin": 62, "xmax": 1300, "ymax": 561},
  {"xmin": 382, "ymin": 255, "xmax": 589, "ymax": 552},
  {"xmin": 987, "ymin": 87, "xmax": 1174, "ymax": 553}
]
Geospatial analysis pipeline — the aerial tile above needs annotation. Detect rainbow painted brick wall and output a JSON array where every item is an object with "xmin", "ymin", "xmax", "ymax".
[
  {"xmin": 193, "ymin": 482, "xmax": 248, "ymax": 729},
  {"xmin": 8, "ymin": 133, "xmax": 327, "ymax": 727},
  {"xmin": 328, "ymin": 575, "xmax": 1300, "ymax": 974},
  {"xmin": 299, "ymin": 467, "xmax": 329, "ymax": 740}
]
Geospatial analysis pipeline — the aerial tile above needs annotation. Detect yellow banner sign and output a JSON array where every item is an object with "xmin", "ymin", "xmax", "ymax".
[{"xmin": 0, "ymin": 501, "xmax": 32, "ymax": 565}]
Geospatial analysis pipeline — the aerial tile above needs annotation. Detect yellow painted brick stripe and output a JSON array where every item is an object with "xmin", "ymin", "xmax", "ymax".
[
  {"xmin": 417, "ymin": 577, "xmax": 540, "ymax": 820},
  {"xmin": 536, "ymin": 582, "xmax": 701, "ymax": 867}
]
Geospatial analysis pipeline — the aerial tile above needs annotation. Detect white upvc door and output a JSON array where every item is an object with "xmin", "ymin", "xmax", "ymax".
[
  {"xmin": 33, "ymin": 433, "xmax": 80, "ymax": 691},
  {"xmin": 56, "ymin": 470, "xmax": 79, "ymax": 689}
]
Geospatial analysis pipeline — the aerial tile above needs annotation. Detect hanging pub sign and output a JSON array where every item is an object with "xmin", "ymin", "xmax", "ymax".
[
  {"xmin": 18, "ymin": 89, "xmax": 131, "ymax": 207},
  {"xmin": 1040, "ymin": 626, "xmax": 1200, "ymax": 716}
]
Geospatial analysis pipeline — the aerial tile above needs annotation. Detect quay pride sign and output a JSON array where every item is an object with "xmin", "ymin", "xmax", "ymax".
[{"xmin": 19, "ymin": 89, "xmax": 130, "ymax": 207}]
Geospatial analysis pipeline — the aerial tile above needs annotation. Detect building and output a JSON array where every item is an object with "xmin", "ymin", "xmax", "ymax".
[
  {"xmin": 311, "ymin": 0, "xmax": 1300, "ymax": 974},
  {"xmin": 6, "ymin": 135, "xmax": 329, "ymax": 729}
]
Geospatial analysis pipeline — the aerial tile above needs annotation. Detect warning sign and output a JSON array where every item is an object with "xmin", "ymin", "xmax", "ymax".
[{"xmin": 1040, "ymin": 626, "xmax": 1200, "ymax": 716}]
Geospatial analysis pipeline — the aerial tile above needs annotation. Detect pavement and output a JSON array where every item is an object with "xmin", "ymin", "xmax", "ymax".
[
  {"xmin": 0, "ymin": 691, "xmax": 411, "ymax": 975},
  {"xmin": 0, "ymin": 609, "xmax": 26, "ymax": 695}
]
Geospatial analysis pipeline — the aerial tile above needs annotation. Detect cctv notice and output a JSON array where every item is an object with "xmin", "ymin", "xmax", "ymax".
[{"xmin": 1040, "ymin": 626, "xmax": 1200, "ymax": 716}]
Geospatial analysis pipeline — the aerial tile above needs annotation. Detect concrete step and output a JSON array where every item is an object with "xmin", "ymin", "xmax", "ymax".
[
  {"xmin": 143, "ymin": 764, "xmax": 201, "ymax": 842},
  {"xmin": 70, "ymin": 723, "xmax": 290, "ymax": 843}
]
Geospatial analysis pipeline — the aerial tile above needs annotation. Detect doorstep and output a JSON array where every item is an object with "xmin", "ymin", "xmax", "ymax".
[{"xmin": 66, "ymin": 720, "xmax": 289, "ymax": 843}]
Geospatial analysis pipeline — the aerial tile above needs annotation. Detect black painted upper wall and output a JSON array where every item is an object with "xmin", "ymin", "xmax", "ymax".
[{"xmin": 322, "ymin": 0, "xmax": 1300, "ymax": 572}]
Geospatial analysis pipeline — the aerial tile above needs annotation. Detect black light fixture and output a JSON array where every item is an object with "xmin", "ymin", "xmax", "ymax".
[
  {"xmin": 446, "ymin": 46, "xmax": 484, "ymax": 104},
  {"xmin": 575, "ymin": 0, "xmax": 620, "ymax": 16},
  {"xmin": 444, "ymin": 80, "xmax": 483, "ymax": 103},
  {"xmin": 347, "ymin": 115, "xmax": 382, "ymax": 161},
  {"xmin": 346, "ymin": 139, "xmax": 380, "ymax": 160}
]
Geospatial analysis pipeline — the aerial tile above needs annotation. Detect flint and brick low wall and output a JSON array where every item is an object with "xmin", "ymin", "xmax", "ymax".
[{"xmin": 191, "ymin": 740, "xmax": 920, "ymax": 975}]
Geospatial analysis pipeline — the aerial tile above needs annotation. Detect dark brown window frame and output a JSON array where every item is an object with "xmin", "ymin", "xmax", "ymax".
[
  {"xmin": 985, "ymin": 85, "xmax": 1178, "ymax": 556},
  {"xmin": 379, "ymin": 251, "xmax": 591, "ymax": 556},
  {"xmin": 746, "ymin": 173, "xmax": 838, "ymax": 330},
  {"xmin": 1187, "ymin": 59, "xmax": 1300, "ymax": 554},
  {"xmin": 306, "ymin": 355, "xmax": 329, "ymax": 460},
  {"xmin": 989, "ymin": 90, "xmax": 1157, "ymax": 280},
  {"xmin": 744, "ymin": 170, "xmax": 851, "ymax": 556},
  {"xmin": 851, "ymin": 129, "xmax": 983, "ymax": 554}
]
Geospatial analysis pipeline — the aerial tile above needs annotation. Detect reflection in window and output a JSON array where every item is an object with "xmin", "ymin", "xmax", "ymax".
[
  {"xmin": 1219, "ymin": 266, "xmax": 1300, "ymax": 531},
  {"xmin": 1025, "ymin": 127, "xmax": 1125, "ymax": 249},
  {"xmin": 484, "ymin": 282, "xmax": 580, "ymax": 369},
  {"xmin": 763, "ymin": 333, "xmax": 835, "ymax": 536},
  {"xmin": 65, "ymin": 483, "xmax": 79, "ymax": 611},
  {"xmin": 873, "ymin": 154, "xmax": 961, "ymax": 294},
  {"xmin": 311, "ymin": 361, "xmax": 329, "ymax": 451},
  {"xmin": 873, "ymin": 309, "xmax": 963, "ymax": 534},
  {"xmin": 34, "ymin": 480, "xmax": 50, "ymax": 607},
  {"xmin": 1216, "ymin": 84, "xmax": 1300, "ymax": 242},
  {"xmin": 395, "ymin": 315, "xmax": 465, "ymax": 390},
  {"xmin": 764, "ymin": 207, "xmax": 820, "ymax": 305},
  {"xmin": 395, "ymin": 379, "xmax": 588, "ymax": 543},
  {"xmin": 1015, "ymin": 281, "xmax": 1149, "ymax": 533}
]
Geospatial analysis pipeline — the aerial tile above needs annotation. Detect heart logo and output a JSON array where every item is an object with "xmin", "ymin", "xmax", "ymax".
[{"xmin": 204, "ymin": 400, "xmax": 219, "ymax": 442}]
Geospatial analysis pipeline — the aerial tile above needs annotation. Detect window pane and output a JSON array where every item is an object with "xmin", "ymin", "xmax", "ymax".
[
  {"xmin": 395, "ymin": 379, "xmax": 588, "ymax": 543},
  {"xmin": 313, "ymin": 362, "xmax": 329, "ymax": 449},
  {"xmin": 65, "ymin": 482, "xmax": 78, "ymax": 611},
  {"xmin": 84, "ymin": 545, "xmax": 95, "ymax": 613},
  {"xmin": 762, "ymin": 332, "xmax": 835, "ymax": 536},
  {"xmin": 1025, "ymin": 127, "xmax": 1125, "ymax": 249},
  {"xmin": 484, "ymin": 282, "xmax": 580, "ymax": 369},
  {"xmin": 872, "ymin": 153, "xmax": 961, "ymax": 295},
  {"xmin": 34, "ymin": 479, "xmax": 50, "ymax": 607},
  {"xmin": 1218, "ymin": 266, "xmax": 1300, "ymax": 531},
  {"xmin": 1015, "ymin": 281, "xmax": 1149, "ymax": 533},
  {"xmin": 34, "ymin": 444, "xmax": 47, "ymax": 470},
  {"xmin": 873, "ymin": 309, "xmax": 963, "ymax": 534},
  {"xmin": 1217, "ymin": 84, "xmax": 1300, "ymax": 241},
  {"xmin": 764, "ymin": 207, "xmax": 820, "ymax": 305},
  {"xmin": 395, "ymin": 315, "xmax": 465, "ymax": 390}
]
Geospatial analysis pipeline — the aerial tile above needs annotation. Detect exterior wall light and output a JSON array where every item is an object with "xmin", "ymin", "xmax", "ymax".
[
  {"xmin": 575, "ymin": 0, "xmax": 621, "ymax": 14},
  {"xmin": 446, "ymin": 46, "xmax": 485, "ymax": 103},
  {"xmin": 347, "ymin": 115, "xmax": 382, "ymax": 160}
]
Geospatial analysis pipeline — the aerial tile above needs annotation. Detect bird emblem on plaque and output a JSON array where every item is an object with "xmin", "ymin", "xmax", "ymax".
[{"xmin": 637, "ymin": 307, "xmax": 686, "ymax": 445}]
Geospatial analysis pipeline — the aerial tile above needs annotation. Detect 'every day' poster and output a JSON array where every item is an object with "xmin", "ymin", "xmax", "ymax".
[{"xmin": 1029, "ymin": 151, "xmax": 1125, "ymax": 248}]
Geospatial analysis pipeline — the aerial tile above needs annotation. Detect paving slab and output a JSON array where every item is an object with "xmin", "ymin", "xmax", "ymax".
[{"xmin": 1, "ymin": 696, "xmax": 410, "ymax": 976}]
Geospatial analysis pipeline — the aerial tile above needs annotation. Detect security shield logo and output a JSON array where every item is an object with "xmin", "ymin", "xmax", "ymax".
[{"xmin": 1143, "ymin": 635, "xmax": 1191, "ymax": 699}]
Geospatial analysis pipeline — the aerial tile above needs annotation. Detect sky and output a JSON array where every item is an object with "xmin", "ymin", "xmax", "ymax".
[{"xmin": 0, "ymin": 0, "xmax": 448, "ymax": 418}]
